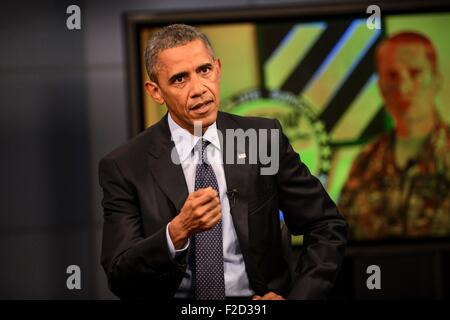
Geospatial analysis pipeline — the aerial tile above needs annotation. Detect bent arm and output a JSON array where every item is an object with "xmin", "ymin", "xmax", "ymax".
[
  {"xmin": 273, "ymin": 119, "xmax": 348, "ymax": 299},
  {"xmin": 99, "ymin": 157, "xmax": 187, "ymax": 299}
]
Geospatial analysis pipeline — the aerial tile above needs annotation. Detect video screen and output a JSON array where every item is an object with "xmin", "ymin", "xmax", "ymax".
[{"xmin": 135, "ymin": 11, "xmax": 450, "ymax": 242}]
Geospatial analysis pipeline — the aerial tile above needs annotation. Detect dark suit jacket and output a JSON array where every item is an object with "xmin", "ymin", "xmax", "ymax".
[{"xmin": 99, "ymin": 111, "xmax": 348, "ymax": 299}]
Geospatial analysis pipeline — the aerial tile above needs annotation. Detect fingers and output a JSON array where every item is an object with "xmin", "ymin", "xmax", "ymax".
[
  {"xmin": 191, "ymin": 189, "xmax": 220, "ymax": 216},
  {"xmin": 264, "ymin": 292, "xmax": 277, "ymax": 300},
  {"xmin": 192, "ymin": 203, "xmax": 222, "ymax": 231},
  {"xmin": 194, "ymin": 196, "xmax": 221, "ymax": 217},
  {"xmin": 253, "ymin": 292, "xmax": 285, "ymax": 300},
  {"xmin": 191, "ymin": 187, "xmax": 218, "ymax": 207},
  {"xmin": 204, "ymin": 205, "xmax": 222, "ymax": 228},
  {"xmin": 191, "ymin": 186, "xmax": 217, "ymax": 198},
  {"xmin": 179, "ymin": 187, "xmax": 222, "ymax": 234}
]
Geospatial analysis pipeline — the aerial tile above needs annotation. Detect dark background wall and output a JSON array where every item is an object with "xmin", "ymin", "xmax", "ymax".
[
  {"xmin": 0, "ymin": 0, "xmax": 304, "ymax": 300},
  {"xmin": 1, "ymin": 0, "xmax": 447, "ymax": 299},
  {"xmin": 0, "ymin": 1, "xmax": 93, "ymax": 299}
]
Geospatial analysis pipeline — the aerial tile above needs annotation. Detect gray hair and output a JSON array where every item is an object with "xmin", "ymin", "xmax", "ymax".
[{"xmin": 144, "ymin": 24, "xmax": 215, "ymax": 82}]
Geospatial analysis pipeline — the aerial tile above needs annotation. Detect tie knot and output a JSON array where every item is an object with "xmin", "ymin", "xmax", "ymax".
[{"xmin": 194, "ymin": 139, "xmax": 210, "ymax": 162}]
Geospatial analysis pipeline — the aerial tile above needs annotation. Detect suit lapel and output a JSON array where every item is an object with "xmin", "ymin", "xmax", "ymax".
[
  {"xmin": 217, "ymin": 112, "xmax": 268, "ymax": 294},
  {"xmin": 147, "ymin": 114, "xmax": 189, "ymax": 214},
  {"xmin": 216, "ymin": 112, "xmax": 250, "ymax": 258}
]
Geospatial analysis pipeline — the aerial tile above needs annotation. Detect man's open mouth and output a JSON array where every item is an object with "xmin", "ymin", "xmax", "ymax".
[{"xmin": 190, "ymin": 100, "xmax": 213, "ymax": 111}]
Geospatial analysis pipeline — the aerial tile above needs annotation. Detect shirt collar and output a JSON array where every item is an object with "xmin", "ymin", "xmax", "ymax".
[{"xmin": 167, "ymin": 112, "xmax": 221, "ymax": 162}]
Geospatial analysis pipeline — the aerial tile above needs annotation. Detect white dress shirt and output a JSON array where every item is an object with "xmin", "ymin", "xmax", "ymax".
[{"xmin": 165, "ymin": 112, "xmax": 254, "ymax": 298}]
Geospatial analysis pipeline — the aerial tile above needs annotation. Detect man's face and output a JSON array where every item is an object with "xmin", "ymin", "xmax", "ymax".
[
  {"xmin": 145, "ymin": 40, "xmax": 221, "ymax": 134},
  {"xmin": 377, "ymin": 42, "xmax": 439, "ymax": 124}
]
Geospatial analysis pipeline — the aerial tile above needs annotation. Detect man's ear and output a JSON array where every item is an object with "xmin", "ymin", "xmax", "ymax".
[
  {"xmin": 215, "ymin": 58, "xmax": 222, "ymax": 80},
  {"xmin": 377, "ymin": 77, "xmax": 387, "ymax": 100},
  {"xmin": 432, "ymin": 71, "xmax": 442, "ymax": 92},
  {"xmin": 144, "ymin": 81, "xmax": 165, "ymax": 105}
]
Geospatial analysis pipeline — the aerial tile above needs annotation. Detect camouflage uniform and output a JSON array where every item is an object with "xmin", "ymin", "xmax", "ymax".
[{"xmin": 339, "ymin": 121, "xmax": 450, "ymax": 240}]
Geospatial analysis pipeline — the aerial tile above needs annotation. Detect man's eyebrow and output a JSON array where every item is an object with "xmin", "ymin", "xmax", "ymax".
[{"xmin": 168, "ymin": 71, "xmax": 189, "ymax": 83}]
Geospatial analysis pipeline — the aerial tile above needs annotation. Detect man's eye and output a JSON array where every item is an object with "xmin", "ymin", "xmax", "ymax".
[
  {"xmin": 173, "ymin": 76, "xmax": 184, "ymax": 83},
  {"xmin": 387, "ymin": 71, "xmax": 399, "ymax": 80},
  {"xmin": 200, "ymin": 66, "xmax": 211, "ymax": 74},
  {"xmin": 409, "ymin": 68, "xmax": 421, "ymax": 78}
]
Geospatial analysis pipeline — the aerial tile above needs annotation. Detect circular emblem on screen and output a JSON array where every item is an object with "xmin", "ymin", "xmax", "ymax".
[{"xmin": 221, "ymin": 88, "xmax": 331, "ymax": 181}]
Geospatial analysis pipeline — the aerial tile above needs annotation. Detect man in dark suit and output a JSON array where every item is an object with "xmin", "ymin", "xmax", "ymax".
[{"xmin": 99, "ymin": 24, "xmax": 347, "ymax": 300}]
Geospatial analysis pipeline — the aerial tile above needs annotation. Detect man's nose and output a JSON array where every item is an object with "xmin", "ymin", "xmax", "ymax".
[
  {"xmin": 189, "ymin": 74, "xmax": 207, "ymax": 98},
  {"xmin": 398, "ymin": 72, "xmax": 413, "ymax": 95}
]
